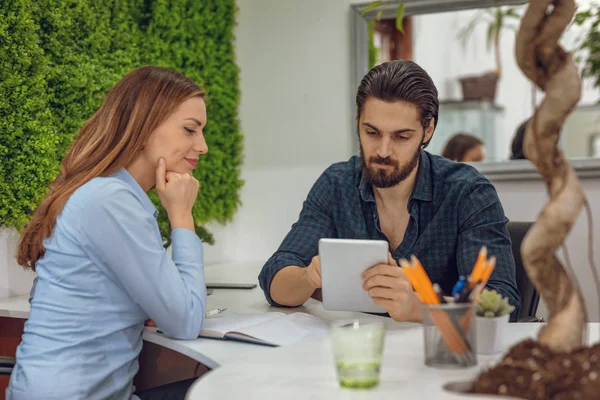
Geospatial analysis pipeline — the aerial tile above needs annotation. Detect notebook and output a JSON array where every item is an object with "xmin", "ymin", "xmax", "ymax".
[{"xmin": 198, "ymin": 312, "xmax": 330, "ymax": 347}]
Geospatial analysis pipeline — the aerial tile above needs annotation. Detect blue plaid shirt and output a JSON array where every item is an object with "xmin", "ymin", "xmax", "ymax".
[{"xmin": 259, "ymin": 150, "xmax": 520, "ymax": 321}]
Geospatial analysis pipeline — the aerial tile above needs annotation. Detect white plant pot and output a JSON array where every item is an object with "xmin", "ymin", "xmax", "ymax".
[
  {"xmin": 0, "ymin": 227, "xmax": 36, "ymax": 299},
  {"xmin": 475, "ymin": 314, "xmax": 509, "ymax": 355}
]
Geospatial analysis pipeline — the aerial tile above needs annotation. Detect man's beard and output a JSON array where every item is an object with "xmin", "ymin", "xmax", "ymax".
[{"xmin": 360, "ymin": 142, "xmax": 422, "ymax": 189}]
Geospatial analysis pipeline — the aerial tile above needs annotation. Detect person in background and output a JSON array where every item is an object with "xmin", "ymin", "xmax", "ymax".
[
  {"xmin": 510, "ymin": 119, "xmax": 529, "ymax": 160},
  {"xmin": 7, "ymin": 66, "xmax": 208, "ymax": 400},
  {"xmin": 440, "ymin": 133, "xmax": 485, "ymax": 162},
  {"xmin": 258, "ymin": 60, "xmax": 519, "ymax": 323}
]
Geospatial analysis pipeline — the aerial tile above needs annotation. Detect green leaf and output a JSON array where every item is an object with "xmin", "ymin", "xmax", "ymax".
[
  {"xmin": 361, "ymin": 1, "xmax": 382, "ymax": 16},
  {"xmin": 377, "ymin": 9, "xmax": 383, "ymax": 21},
  {"xmin": 483, "ymin": 8, "xmax": 496, "ymax": 18},
  {"xmin": 574, "ymin": 10, "xmax": 592, "ymax": 26},
  {"xmin": 495, "ymin": 7, "xmax": 503, "ymax": 32},
  {"xmin": 504, "ymin": 7, "xmax": 521, "ymax": 19},
  {"xmin": 572, "ymin": 3, "xmax": 600, "ymax": 90},
  {"xmin": 368, "ymin": 20, "xmax": 378, "ymax": 69},
  {"xmin": 486, "ymin": 23, "xmax": 495, "ymax": 51},
  {"xmin": 195, "ymin": 225, "xmax": 215, "ymax": 245},
  {"xmin": 396, "ymin": 2, "xmax": 405, "ymax": 34},
  {"xmin": 457, "ymin": 11, "xmax": 486, "ymax": 49}
]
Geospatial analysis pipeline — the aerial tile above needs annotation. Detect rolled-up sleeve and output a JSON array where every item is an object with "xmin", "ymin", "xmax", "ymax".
[
  {"xmin": 258, "ymin": 172, "xmax": 336, "ymax": 306},
  {"xmin": 79, "ymin": 183, "xmax": 207, "ymax": 339},
  {"xmin": 456, "ymin": 179, "xmax": 521, "ymax": 321}
]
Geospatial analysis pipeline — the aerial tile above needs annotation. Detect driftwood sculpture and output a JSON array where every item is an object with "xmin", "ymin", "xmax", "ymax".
[
  {"xmin": 471, "ymin": 0, "xmax": 600, "ymax": 399},
  {"xmin": 517, "ymin": 0, "xmax": 588, "ymax": 352}
]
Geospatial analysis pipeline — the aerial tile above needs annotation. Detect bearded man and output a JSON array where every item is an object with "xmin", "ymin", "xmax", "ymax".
[{"xmin": 258, "ymin": 60, "xmax": 520, "ymax": 322}]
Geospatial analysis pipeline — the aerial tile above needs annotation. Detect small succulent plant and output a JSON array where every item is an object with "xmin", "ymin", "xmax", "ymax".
[{"xmin": 476, "ymin": 289, "xmax": 515, "ymax": 318}]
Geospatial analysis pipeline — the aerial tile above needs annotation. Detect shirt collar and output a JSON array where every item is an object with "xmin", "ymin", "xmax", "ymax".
[
  {"xmin": 358, "ymin": 149, "xmax": 433, "ymax": 203},
  {"xmin": 112, "ymin": 169, "xmax": 159, "ymax": 219},
  {"xmin": 411, "ymin": 150, "xmax": 433, "ymax": 202}
]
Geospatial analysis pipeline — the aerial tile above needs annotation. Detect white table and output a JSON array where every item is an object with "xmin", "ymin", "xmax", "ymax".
[
  {"xmin": 0, "ymin": 262, "xmax": 402, "ymax": 369},
  {"xmin": 143, "ymin": 262, "xmax": 412, "ymax": 368},
  {"xmin": 186, "ymin": 323, "xmax": 600, "ymax": 399},
  {"xmin": 6, "ymin": 262, "xmax": 597, "ymax": 399},
  {"xmin": 0, "ymin": 296, "xmax": 29, "ymax": 319}
]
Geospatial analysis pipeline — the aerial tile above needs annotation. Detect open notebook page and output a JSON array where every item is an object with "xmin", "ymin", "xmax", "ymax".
[
  {"xmin": 200, "ymin": 312, "xmax": 286, "ymax": 338},
  {"xmin": 226, "ymin": 312, "xmax": 330, "ymax": 346}
]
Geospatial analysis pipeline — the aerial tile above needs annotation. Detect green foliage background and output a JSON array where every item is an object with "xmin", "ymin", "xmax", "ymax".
[
  {"xmin": 574, "ymin": 3, "xmax": 600, "ymax": 94},
  {"xmin": 0, "ymin": 0, "xmax": 243, "ymax": 245}
]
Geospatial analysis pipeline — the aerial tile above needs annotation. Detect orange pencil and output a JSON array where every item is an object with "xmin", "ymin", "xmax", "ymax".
[
  {"xmin": 410, "ymin": 255, "xmax": 439, "ymax": 305},
  {"xmin": 480, "ymin": 256, "xmax": 497, "ymax": 287},
  {"xmin": 470, "ymin": 256, "xmax": 497, "ymax": 303},
  {"xmin": 399, "ymin": 259, "xmax": 425, "ymax": 302},
  {"xmin": 461, "ymin": 256, "xmax": 497, "ymax": 332},
  {"xmin": 402, "ymin": 258, "xmax": 436, "ymax": 304},
  {"xmin": 404, "ymin": 256, "xmax": 473, "ymax": 359},
  {"xmin": 409, "ymin": 257, "xmax": 473, "ymax": 355},
  {"xmin": 410, "ymin": 255, "xmax": 471, "ymax": 362},
  {"xmin": 469, "ymin": 246, "xmax": 487, "ymax": 288}
]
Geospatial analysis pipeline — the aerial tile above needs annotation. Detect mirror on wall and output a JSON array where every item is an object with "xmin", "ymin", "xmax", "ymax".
[{"xmin": 351, "ymin": 0, "xmax": 600, "ymax": 164}]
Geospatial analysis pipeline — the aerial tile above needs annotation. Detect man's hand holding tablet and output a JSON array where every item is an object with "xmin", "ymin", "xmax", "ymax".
[{"xmin": 361, "ymin": 253, "xmax": 422, "ymax": 323}]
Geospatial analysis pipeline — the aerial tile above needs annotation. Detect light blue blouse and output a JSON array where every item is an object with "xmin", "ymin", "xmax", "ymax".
[{"xmin": 7, "ymin": 169, "xmax": 207, "ymax": 400}]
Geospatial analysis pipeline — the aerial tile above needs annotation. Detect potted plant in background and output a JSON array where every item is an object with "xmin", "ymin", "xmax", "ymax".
[
  {"xmin": 456, "ymin": 6, "xmax": 523, "ymax": 103},
  {"xmin": 475, "ymin": 288, "xmax": 515, "ymax": 354},
  {"xmin": 363, "ymin": 1, "xmax": 407, "ymax": 68},
  {"xmin": 573, "ymin": 2, "xmax": 600, "ymax": 96}
]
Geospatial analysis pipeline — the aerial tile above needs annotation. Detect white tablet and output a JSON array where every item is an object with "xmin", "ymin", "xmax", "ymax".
[{"xmin": 319, "ymin": 238, "xmax": 389, "ymax": 313}]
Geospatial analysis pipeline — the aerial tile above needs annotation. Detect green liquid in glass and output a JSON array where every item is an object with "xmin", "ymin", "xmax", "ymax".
[{"xmin": 336, "ymin": 361, "xmax": 381, "ymax": 389}]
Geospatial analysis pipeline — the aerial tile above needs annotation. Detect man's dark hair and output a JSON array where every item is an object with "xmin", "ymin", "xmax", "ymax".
[
  {"xmin": 356, "ymin": 60, "xmax": 439, "ymax": 148},
  {"xmin": 510, "ymin": 119, "xmax": 529, "ymax": 160}
]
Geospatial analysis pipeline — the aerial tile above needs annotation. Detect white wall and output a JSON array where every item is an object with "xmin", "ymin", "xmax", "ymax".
[
  {"xmin": 204, "ymin": 0, "xmax": 363, "ymax": 265},
  {"xmin": 412, "ymin": 3, "xmax": 600, "ymax": 161},
  {"xmin": 0, "ymin": 228, "xmax": 36, "ymax": 298},
  {"xmin": 565, "ymin": 105, "xmax": 600, "ymax": 158},
  {"xmin": 234, "ymin": 0, "xmax": 360, "ymax": 171},
  {"xmin": 203, "ymin": 166, "xmax": 325, "ymax": 266}
]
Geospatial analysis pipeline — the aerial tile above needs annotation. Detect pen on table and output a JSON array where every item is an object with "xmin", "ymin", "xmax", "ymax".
[{"xmin": 205, "ymin": 308, "xmax": 227, "ymax": 317}]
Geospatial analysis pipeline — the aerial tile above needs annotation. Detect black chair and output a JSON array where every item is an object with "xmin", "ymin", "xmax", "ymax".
[
  {"xmin": 506, "ymin": 221, "xmax": 543, "ymax": 322},
  {"xmin": 0, "ymin": 355, "xmax": 15, "ymax": 376}
]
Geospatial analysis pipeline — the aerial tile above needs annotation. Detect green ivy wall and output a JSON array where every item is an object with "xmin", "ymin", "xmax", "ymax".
[{"xmin": 0, "ymin": 0, "xmax": 243, "ymax": 244}]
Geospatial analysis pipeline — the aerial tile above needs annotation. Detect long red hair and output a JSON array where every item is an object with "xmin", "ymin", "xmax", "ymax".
[{"xmin": 17, "ymin": 66, "xmax": 206, "ymax": 271}]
